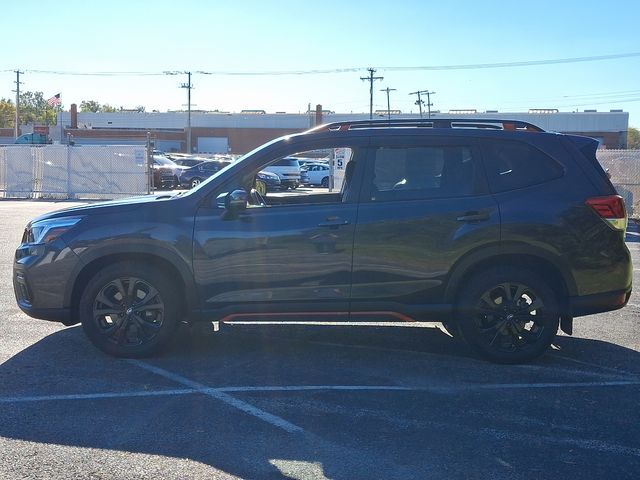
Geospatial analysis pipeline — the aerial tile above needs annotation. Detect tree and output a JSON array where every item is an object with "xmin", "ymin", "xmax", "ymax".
[
  {"xmin": 628, "ymin": 127, "xmax": 640, "ymax": 149},
  {"xmin": 18, "ymin": 91, "xmax": 60, "ymax": 125},
  {"xmin": 81, "ymin": 100, "xmax": 119, "ymax": 113},
  {"xmin": 0, "ymin": 98, "xmax": 15, "ymax": 128},
  {"xmin": 80, "ymin": 100, "xmax": 102, "ymax": 113}
]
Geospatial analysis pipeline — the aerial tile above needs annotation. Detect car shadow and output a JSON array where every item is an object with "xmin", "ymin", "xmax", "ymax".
[{"xmin": 1, "ymin": 325, "xmax": 639, "ymax": 479}]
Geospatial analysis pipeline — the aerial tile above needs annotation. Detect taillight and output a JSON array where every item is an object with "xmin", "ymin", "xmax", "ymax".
[{"xmin": 585, "ymin": 195, "xmax": 627, "ymax": 231}]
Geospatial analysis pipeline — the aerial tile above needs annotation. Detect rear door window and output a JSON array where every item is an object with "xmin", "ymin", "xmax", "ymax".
[
  {"xmin": 482, "ymin": 140, "xmax": 564, "ymax": 193},
  {"xmin": 369, "ymin": 145, "xmax": 478, "ymax": 201}
]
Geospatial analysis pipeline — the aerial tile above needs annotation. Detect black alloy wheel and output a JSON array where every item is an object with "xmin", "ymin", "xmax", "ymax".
[
  {"xmin": 456, "ymin": 267, "xmax": 560, "ymax": 364},
  {"xmin": 80, "ymin": 263, "xmax": 179, "ymax": 357}
]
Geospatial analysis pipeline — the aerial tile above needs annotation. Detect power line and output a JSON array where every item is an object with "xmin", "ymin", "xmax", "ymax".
[
  {"xmin": 24, "ymin": 70, "xmax": 167, "ymax": 77},
  {"xmin": 5, "ymin": 51, "xmax": 638, "ymax": 77}
]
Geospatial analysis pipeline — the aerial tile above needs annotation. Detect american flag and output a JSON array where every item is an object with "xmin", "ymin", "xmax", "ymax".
[{"xmin": 47, "ymin": 93, "xmax": 61, "ymax": 107}]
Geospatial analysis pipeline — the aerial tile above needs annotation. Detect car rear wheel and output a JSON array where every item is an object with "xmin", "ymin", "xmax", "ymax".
[
  {"xmin": 79, "ymin": 263, "xmax": 180, "ymax": 358},
  {"xmin": 321, "ymin": 177, "xmax": 329, "ymax": 188},
  {"xmin": 190, "ymin": 177, "xmax": 202, "ymax": 188},
  {"xmin": 455, "ymin": 267, "xmax": 560, "ymax": 364}
]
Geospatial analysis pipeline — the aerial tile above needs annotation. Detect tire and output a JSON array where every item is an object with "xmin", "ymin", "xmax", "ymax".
[
  {"xmin": 321, "ymin": 177, "xmax": 329, "ymax": 188},
  {"xmin": 190, "ymin": 177, "xmax": 202, "ymax": 188},
  {"xmin": 455, "ymin": 267, "xmax": 560, "ymax": 364},
  {"xmin": 79, "ymin": 263, "xmax": 180, "ymax": 358}
]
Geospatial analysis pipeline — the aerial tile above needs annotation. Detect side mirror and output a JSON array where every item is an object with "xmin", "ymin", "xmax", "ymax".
[{"xmin": 217, "ymin": 189, "xmax": 248, "ymax": 213}]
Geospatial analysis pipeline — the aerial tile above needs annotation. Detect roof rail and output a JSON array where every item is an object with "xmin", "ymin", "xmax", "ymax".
[{"xmin": 308, "ymin": 118, "xmax": 545, "ymax": 133}]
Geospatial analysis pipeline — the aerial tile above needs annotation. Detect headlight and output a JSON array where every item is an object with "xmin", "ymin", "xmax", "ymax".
[{"xmin": 26, "ymin": 217, "xmax": 83, "ymax": 244}]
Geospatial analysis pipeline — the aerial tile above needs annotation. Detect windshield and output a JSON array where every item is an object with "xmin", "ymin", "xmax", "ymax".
[
  {"xmin": 184, "ymin": 136, "xmax": 289, "ymax": 195},
  {"xmin": 153, "ymin": 155, "xmax": 177, "ymax": 166}
]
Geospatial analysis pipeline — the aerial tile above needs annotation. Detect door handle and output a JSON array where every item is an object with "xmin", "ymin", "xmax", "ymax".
[
  {"xmin": 457, "ymin": 211, "xmax": 490, "ymax": 223},
  {"xmin": 318, "ymin": 216, "xmax": 350, "ymax": 228}
]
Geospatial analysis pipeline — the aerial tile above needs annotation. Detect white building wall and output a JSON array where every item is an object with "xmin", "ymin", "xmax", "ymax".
[{"xmin": 57, "ymin": 111, "xmax": 628, "ymax": 134}]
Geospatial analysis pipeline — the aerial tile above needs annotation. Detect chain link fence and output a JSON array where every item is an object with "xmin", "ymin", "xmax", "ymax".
[
  {"xmin": 597, "ymin": 149, "xmax": 639, "ymax": 220},
  {"xmin": 1, "ymin": 145, "xmax": 638, "ymax": 215},
  {"xmin": 0, "ymin": 145, "xmax": 149, "ymax": 200}
]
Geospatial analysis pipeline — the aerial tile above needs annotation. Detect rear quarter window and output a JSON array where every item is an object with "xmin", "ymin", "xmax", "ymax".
[{"xmin": 482, "ymin": 140, "xmax": 564, "ymax": 193}]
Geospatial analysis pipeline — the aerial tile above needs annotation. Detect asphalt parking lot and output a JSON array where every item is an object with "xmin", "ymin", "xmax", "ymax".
[{"xmin": 1, "ymin": 200, "xmax": 639, "ymax": 480}]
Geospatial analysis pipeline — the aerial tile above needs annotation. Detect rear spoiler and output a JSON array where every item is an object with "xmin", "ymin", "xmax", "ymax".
[{"xmin": 565, "ymin": 135, "xmax": 617, "ymax": 195}]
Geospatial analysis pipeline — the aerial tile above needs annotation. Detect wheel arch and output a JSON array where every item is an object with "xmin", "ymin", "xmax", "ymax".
[
  {"xmin": 444, "ymin": 244, "xmax": 576, "ymax": 315},
  {"xmin": 67, "ymin": 250, "xmax": 197, "ymax": 325}
]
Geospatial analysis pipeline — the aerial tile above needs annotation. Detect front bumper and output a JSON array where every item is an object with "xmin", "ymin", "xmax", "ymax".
[
  {"xmin": 280, "ymin": 179, "xmax": 300, "ymax": 188},
  {"xmin": 14, "ymin": 240, "xmax": 82, "ymax": 325}
]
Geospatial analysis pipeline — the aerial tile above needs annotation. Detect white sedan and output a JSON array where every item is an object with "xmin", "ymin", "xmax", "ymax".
[{"xmin": 301, "ymin": 163, "xmax": 331, "ymax": 187}]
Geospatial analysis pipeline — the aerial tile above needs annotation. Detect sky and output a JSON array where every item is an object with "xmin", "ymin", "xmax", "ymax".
[{"xmin": 2, "ymin": 0, "xmax": 640, "ymax": 126}]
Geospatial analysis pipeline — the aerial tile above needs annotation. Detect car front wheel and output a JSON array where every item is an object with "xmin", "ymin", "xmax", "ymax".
[
  {"xmin": 455, "ymin": 267, "xmax": 560, "ymax": 364},
  {"xmin": 79, "ymin": 263, "xmax": 180, "ymax": 357},
  {"xmin": 190, "ymin": 177, "xmax": 202, "ymax": 188}
]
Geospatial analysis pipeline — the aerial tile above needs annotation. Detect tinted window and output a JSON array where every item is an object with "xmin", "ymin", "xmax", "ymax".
[
  {"xmin": 273, "ymin": 158, "xmax": 300, "ymax": 167},
  {"xmin": 483, "ymin": 141, "xmax": 564, "ymax": 193},
  {"xmin": 153, "ymin": 156, "xmax": 176, "ymax": 166},
  {"xmin": 370, "ymin": 146, "xmax": 476, "ymax": 201}
]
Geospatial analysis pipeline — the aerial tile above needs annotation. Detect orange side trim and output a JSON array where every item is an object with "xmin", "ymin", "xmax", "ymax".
[{"xmin": 219, "ymin": 311, "xmax": 417, "ymax": 323}]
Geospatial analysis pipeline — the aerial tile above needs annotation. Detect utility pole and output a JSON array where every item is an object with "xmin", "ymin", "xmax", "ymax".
[
  {"xmin": 425, "ymin": 90, "xmax": 435, "ymax": 118},
  {"xmin": 409, "ymin": 90, "xmax": 435, "ymax": 118},
  {"xmin": 180, "ymin": 71, "xmax": 193, "ymax": 153},
  {"xmin": 409, "ymin": 90, "xmax": 424, "ymax": 118},
  {"xmin": 360, "ymin": 68, "xmax": 383, "ymax": 120},
  {"xmin": 380, "ymin": 87, "xmax": 396, "ymax": 121},
  {"xmin": 13, "ymin": 70, "xmax": 23, "ymax": 138}
]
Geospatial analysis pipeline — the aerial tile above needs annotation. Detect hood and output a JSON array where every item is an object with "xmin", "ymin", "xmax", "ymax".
[{"xmin": 28, "ymin": 194, "xmax": 172, "ymax": 224}]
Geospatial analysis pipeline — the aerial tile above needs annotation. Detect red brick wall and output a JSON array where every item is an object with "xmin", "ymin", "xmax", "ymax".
[
  {"xmin": 0, "ymin": 128, "xmax": 17, "ymax": 137},
  {"xmin": 565, "ymin": 131, "xmax": 624, "ymax": 149}
]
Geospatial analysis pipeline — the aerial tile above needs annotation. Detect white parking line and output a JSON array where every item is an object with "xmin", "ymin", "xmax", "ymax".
[
  {"xmin": 442, "ymin": 380, "xmax": 640, "ymax": 393},
  {"xmin": 127, "ymin": 359, "xmax": 304, "ymax": 433},
  {"xmin": 0, "ymin": 388, "xmax": 194, "ymax": 404},
  {"xmin": 215, "ymin": 385, "xmax": 414, "ymax": 393},
  {"xmin": 1, "ymin": 380, "xmax": 638, "ymax": 407}
]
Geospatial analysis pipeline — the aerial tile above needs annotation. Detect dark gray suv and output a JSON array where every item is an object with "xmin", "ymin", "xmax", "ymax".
[{"xmin": 13, "ymin": 119, "xmax": 632, "ymax": 363}]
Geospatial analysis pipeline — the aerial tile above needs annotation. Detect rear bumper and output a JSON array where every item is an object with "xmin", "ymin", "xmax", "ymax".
[{"xmin": 569, "ymin": 288, "xmax": 632, "ymax": 317}]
